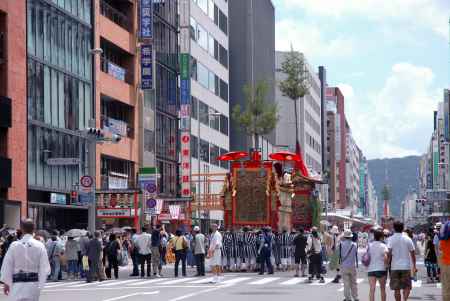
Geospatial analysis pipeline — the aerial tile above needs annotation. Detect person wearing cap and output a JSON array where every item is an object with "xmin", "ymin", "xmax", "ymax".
[
  {"xmin": 192, "ymin": 226, "xmax": 206, "ymax": 276},
  {"xmin": 339, "ymin": 229, "xmax": 359, "ymax": 301}
]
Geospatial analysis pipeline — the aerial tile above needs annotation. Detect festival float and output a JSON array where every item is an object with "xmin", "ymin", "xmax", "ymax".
[{"xmin": 219, "ymin": 149, "xmax": 323, "ymax": 231}]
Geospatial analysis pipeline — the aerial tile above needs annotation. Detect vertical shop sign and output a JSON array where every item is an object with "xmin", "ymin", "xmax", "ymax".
[
  {"xmin": 181, "ymin": 132, "xmax": 191, "ymax": 197},
  {"xmin": 141, "ymin": 45, "xmax": 153, "ymax": 89},
  {"xmin": 140, "ymin": 0, "xmax": 153, "ymax": 39}
]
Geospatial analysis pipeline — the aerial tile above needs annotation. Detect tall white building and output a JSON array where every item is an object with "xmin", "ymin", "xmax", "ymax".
[
  {"xmin": 189, "ymin": 0, "xmax": 230, "ymax": 194},
  {"xmin": 346, "ymin": 130, "xmax": 360, "ymax": 213},
  {"xmin": 275, "ymin": 51, "xmax": 322, "ymax": 174}
]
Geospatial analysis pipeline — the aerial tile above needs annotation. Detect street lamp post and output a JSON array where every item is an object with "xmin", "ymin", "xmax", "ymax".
[{"xmin": 196, "ymin": 103, "xmax": 221, "ymax": 224}]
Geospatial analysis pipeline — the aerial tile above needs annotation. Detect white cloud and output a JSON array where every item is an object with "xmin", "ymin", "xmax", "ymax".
[
  {"xmin": 275, "ymin": 19, "xmax": 355, "ymax": 57},
  {"xmin": 341, "ymin": 63, "xmax": 440, "ymax": 159},
  {"xmin": 280, "ymin": 0, "xmax": 449, "ymax": 39}
]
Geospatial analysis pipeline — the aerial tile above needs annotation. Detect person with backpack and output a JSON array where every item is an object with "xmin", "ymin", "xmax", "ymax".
[
  {"xmin": 339, "ymin": 230, "xmax": 359, "ymax": 301},
  {"xmin": 424, "ymin": 231, "xmax": 438, "ymax": 283},
  {"xmin": 105, "ymin": 234, "xmax": 121, "ymax": 279},
  {"xmin": 439, "ymin": 220, "xmax": 450, "ymax": 301},
  {"xmin": 170, "ymin": 229, "xmax": 189, "ymax": 277},
  {"xmin": 307, "ymin": 227, "xmax": 325, "ymax": 283},
  {"xmin": 365, "ymin": 229, "xmax": 388, "ymax": 301},
  {"xmin": 151, "ymin": 225, "xmax": 162, "ymax": 277}
]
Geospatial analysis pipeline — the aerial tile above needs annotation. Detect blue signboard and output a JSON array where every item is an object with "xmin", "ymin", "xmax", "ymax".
[
  {"xmin": 180, "ymin": 79, "xmax": 190, "ymax": 104},
  {"xmin": 141, "ymin": 45, "xmax": 153, "ymax": 90},
  {"xmin": 140, "ymin": 0, "xmax": 153, "ymax": 39}
]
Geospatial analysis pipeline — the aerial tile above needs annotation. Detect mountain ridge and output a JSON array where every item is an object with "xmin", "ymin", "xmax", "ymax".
[{"xmin": 367, "ymin": 155, "xmax": 421, "ymax": 218}]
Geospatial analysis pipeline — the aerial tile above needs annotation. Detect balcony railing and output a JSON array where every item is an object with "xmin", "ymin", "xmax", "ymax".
[
  {"xmin": 100, "ymin": 0, "xmax": 131, "ymax": 31},
  {"xmin": 100, "ymin": 57, "xmax": 133, "ymax": 84},
  {"xmin": 101, "ymin": 115, "xmax": 133, "ymax": 138},
  {"xmin": 101, "ymin": 175, "xmax": 135, "ymax": 191}
]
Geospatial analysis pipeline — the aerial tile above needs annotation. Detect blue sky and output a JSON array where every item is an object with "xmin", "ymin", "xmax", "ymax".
[{"xmin": 272, "ymin": 0, "xmax": 450, "ymax": 159}]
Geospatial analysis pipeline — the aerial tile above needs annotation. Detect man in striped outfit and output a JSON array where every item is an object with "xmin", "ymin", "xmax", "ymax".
[
  {"xmin": 240, "ymin": 227, "xmax": 257, "ymax": 271},
  {"xmin": 279, "ymin": 228, "xmax": 291, "ymax": 271}
]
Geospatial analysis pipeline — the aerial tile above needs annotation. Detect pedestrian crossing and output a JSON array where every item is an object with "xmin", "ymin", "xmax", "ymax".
[{"xmin": 41, "ymin": 275, "xmax": 441, "ymax": 291}]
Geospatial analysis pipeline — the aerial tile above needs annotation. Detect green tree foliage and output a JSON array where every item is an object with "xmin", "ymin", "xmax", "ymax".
[
  {"xmin": 232, "ymin": 81, "xmax": 278, "ymax": 149},
  {"xmin": 278, "ymin": 48, "xmax": 310, "ymax": 143}
]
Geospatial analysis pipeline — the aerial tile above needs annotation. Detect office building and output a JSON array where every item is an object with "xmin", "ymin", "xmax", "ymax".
[
  {"xmin": 326, "ymin": 87, "xmax": 347, "ymax": 209},
  {"xmin": 318, "ymin": 66, "xmax": 327, "ymax": 173},
  {"xmin": 189, "ymin": 0, "xmax": 230, "ymax": 189},
  {"xmin": 346, "ymin": 128, "xmax": 360, "ymax": 213},
  {"xmin": 229, "ymin": 0, "xmax": 275, "ymax": 155},
  {"xmin": 26, "ymin": 0, "xmax": 93, "ymax": 229},
  {"xmin": 0, "ymin": 0, "xmax": 27, "ymax": 228},
  {"xmin": 275, "ymin": 51, "xmax": 322, "ymax": 174}
]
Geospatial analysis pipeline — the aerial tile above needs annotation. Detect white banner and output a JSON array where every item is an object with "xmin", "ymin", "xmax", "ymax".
[
  {"xmin": 169, "ymin": 205, "xmax": 181, "ymax": 219},
  {"xmin": 155, "ymin": 199, "xmax": 164, "ymax": 215}
]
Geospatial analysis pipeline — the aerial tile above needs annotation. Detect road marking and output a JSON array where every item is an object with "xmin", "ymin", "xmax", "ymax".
[
  {"xmin": 45, "ymin": 281, "xmax": 84, "ymax": 288},
  {"xmin": 338, "ymin": 287, "xmax": 344, "ymax": 292},
  {"xmin": 98, "ymin": 280, "xmax": 141, "ymax": 287},
  {"xmin": 280, "ymin": 278, "xmax": 306, "ymax": 285},
  {"xmin": 127, "ymin": 279, "xmax": 166, "ymax": 286},
  {"xmin": 102, "ymin": 291, "xmax": 159, "ymax": 301},
  {"xmin": 159, "ymin": 278, "xmax": 195, "ymax": 285},
  {"xmin": 68, "ymin": 281, "xmax": 111, "ymax": 288},
  {"xmin": 167, "ymin": 286, "xmax": 228, "ymax": 301},
  {"xmin": 220, "ymin": 277, "xmax": 252, "ymax": 285},
  {"xmin": 189, "ymin": 277, "xmax": 215, "ymax": 284},
  {"xmin": 310, "ymin": 278, "xmax": 334, "ymax": 286},
  {"xmin": 249, "ymin": 277, "xmax": 280, "ymax": 285}
]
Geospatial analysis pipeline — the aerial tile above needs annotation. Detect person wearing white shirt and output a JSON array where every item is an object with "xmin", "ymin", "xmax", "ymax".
[
  {"xmin": 367, "ymin": 229, "xmax": 389, "ymax": 301},
  {"xmin": 208, "ymin": 224, "xmax": 222, "ymax": 283},
  {"xmin": 387, "ymin": 221, "xmax": 416, "ymax": 301},
  {"xmin": 135, "ymin": 227, "xmax": 152, "ymax": 278},
  {"xmin": 0, "ymin": 219, "xmax": 50, "ymax": 301}
]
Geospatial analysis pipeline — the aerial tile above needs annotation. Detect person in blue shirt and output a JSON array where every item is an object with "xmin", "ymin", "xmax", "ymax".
[{"xmin": 258, "ymin": 227, "xmax": 274, "ymax": 275}]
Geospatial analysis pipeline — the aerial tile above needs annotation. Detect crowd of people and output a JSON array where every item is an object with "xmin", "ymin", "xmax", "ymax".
[{"xmin": 0, "ymin": 219, "xmax": 448, "ymax": 301}]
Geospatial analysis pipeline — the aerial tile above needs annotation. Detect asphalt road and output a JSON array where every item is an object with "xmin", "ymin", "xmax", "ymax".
[{"xmin": 0, "ymin": 261, "xmax": 443, "ymax": 301}]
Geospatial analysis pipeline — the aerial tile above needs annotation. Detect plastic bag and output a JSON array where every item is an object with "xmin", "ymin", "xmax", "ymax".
[{"xmin": 82, "ymin": 256, "xmax": 89, "ymax": 271}]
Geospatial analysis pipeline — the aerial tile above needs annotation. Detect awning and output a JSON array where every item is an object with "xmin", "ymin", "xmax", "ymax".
[{"xmin": 28, "ymin": 202, "xmax": 88, "ymax": 210}]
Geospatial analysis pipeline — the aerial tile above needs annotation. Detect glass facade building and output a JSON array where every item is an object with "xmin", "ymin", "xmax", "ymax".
[
  {"xmin": 27, "ymin": 0, "xmax": 92, "ymax": 229},
  {"xmin": 152, "ymin": 0, "xmax": 179, "ymax": 197}
]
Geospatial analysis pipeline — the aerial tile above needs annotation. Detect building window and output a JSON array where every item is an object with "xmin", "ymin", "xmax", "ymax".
[
  {"xmin": 220, "ymin": 148, "xmax": 229, "ymax": 169},
  {"xmin": 218, "ymin": 9, "xmax": 228, "ymax": 35},
  {"xmin": 191, "ymin": 135, "xmax": 198, "ymax": 159},
  {"xmin": 219, "ymin": 79, "xmax": 228, "ymax": 102},
  {"xmin": 210, "ymin": 144, "xmax": 220, "ymax": 166},
  {"xmin": 220, "ymin": 115, "xmax": 228, "ymax": 136},
  {"xmin": 197, "ymin": 62, "xmax": 209, "ymax": 89},
  {"xmin": 191, "ymin": 96, "xmax": 198, "ymax": 120},
  {"xmin": 198, "ymin": 101, "xmax": 208, "ymax": 125},
  {"xmin": 200, "ymin": 138, "xmax": 209, "ymax": 163},
  {"xmin": 197, "ymin": 23, "xmax": 208, "ymax": 50}
]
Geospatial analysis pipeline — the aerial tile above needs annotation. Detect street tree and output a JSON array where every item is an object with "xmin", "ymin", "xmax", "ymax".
[
  {"xmin": 278, "ymin": 48, "xmax": 310, "ymax": 153},
  {"xmin": 232, "ymin": 80, "xmax": 278, "ymax": 149}
]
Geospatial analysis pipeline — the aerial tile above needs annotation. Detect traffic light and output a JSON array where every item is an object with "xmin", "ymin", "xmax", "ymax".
[
  {"xmin": 86, "ymin": 127, "xmax": 104, "ymax": 139},
  {"xmin": 70, "ymin": 190, "xmax": 78, "ymax": 204}
]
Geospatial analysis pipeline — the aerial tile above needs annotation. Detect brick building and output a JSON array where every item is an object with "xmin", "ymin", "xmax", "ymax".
[{"xmin": 0, "ymin": 0, "xmax": 27, "ymax": 228}]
